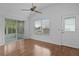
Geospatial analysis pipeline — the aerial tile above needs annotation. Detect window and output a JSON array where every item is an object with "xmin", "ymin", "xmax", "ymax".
[
  {"xmin": 34, "ymin": 18, "xmax": 49, "ymax": 35},
  {"xmin": 64, "ymin": 16, "xmax": 75, "ymax": 32},
  {"xmin": 35, "ymin": 20, "xmax": 42, "ymax": 31}
]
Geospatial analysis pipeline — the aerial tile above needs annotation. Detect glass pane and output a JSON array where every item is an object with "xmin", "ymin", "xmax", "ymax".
[
  {"xmin": 64, "ymin": 17, "xmax": 75, "ymax": 31},
  {"xmin": 42, "ymin": 19, "xmax": 49, "ymax": 34},
  {"xmin": 35, "ymin": 20, "xmax": 41, "ymax": 28},
  {"xmin": 17, "ymin": 21, "xmax": 24, "ymax": 39}
]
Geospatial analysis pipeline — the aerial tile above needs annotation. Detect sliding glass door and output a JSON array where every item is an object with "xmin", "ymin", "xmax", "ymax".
[
  {"xmin": 5, "ymin": 19, "xmax": 16, "ymax": 43},
  {"xmin": 5, "ymin": 18, "xmax": 24, "ymax": 43}
]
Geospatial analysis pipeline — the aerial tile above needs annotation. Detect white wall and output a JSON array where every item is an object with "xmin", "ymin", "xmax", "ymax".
[
  {"xmin": 29, "ymin": 3, "xmax": 79, "ymax": 48},
  {"xmin": 24, "ymin": 16, "xmax": 31, "ymax": 39}
]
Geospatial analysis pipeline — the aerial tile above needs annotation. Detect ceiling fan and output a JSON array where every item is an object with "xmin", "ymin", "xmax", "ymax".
[{"xmin": 21, "ymin": 3, "xmax": 42, "ymax": 15}]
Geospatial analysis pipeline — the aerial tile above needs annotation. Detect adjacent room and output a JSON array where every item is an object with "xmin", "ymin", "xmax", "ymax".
[{"xmin": 0, "ymin": 3, "xmax": 79, "ymax": 56}]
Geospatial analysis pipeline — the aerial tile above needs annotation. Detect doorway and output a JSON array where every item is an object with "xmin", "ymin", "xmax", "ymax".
[{"xmin": 5, "ymin": 18, "xmax": 24, "ymax": 44}]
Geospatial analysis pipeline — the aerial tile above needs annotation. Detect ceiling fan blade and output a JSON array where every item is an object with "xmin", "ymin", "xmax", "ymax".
[
  {"xmin": 34, "ymin": 10, "xmax": 42, "ymax": 14},
  {"xmin": 21, "ymin": 9, "xmax": 30, "ymax": 11}
]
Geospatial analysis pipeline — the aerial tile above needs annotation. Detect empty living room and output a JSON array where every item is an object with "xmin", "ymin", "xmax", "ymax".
[{"xmin": 0, "ymin": 2, "xmax": 79, "ymax": 57}]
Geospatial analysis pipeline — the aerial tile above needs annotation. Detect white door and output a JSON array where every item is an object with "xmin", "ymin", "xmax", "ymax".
[{"xmin": 62, "ymin": 15, "xmax": 79, "ymax": 49}]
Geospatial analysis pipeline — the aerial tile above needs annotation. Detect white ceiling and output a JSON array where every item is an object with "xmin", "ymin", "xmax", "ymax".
[{"xmin": 0, "ymin": 3, "xmax": 53, "ymax": 20}]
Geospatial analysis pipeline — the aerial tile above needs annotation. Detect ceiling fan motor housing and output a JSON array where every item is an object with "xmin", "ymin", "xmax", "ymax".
[{"xmin": 30, "ymin": 6, "xmax": 37, "ymax": 11}]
